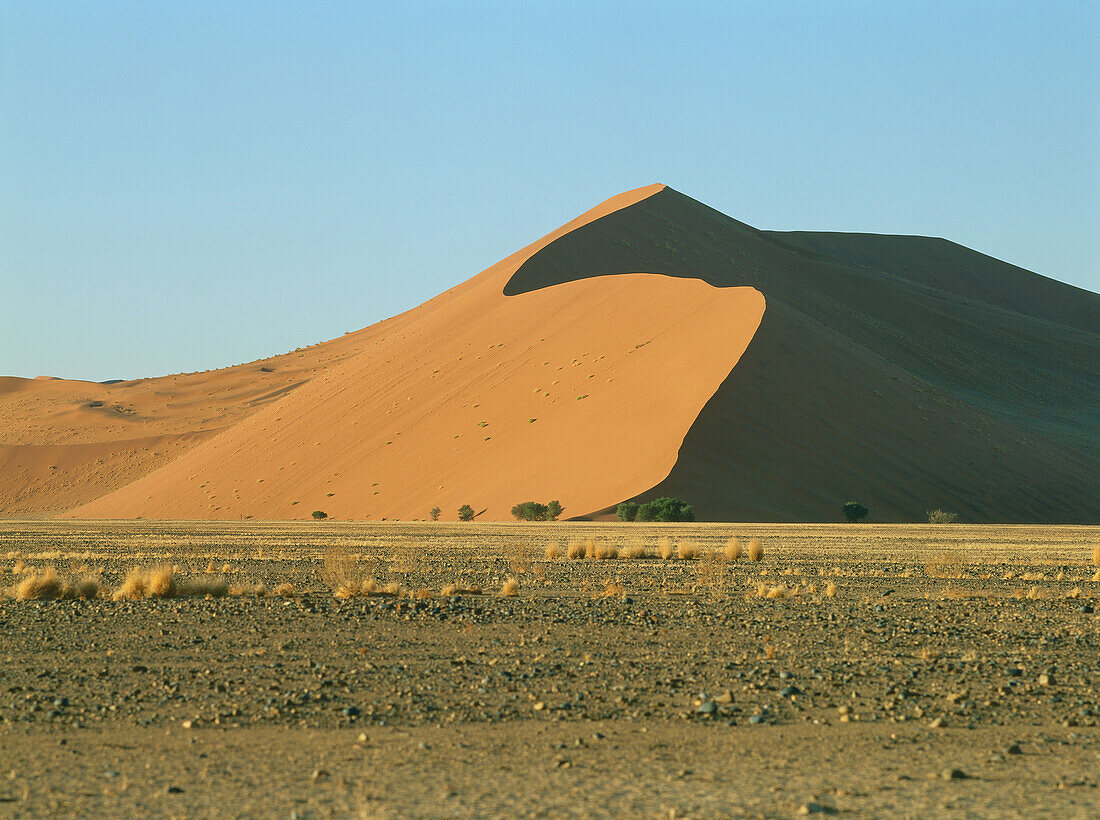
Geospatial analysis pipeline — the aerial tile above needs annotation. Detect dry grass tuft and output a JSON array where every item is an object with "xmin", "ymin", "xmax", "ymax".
[
  {"xmin": 619, "ymin": 542, "xmax": 649, "ymax": 559},
  {"xmin": 1025, "ymin": 586, "xmax": 1044, "ymax": 600},
  {"xmin": 14, "ymin": 569, "xmax": 98, "ymax": 601},
  {"xmin": 113, "ymin": 565, "xmax": 177, "ymax": 600},
  {"xmin": 566, "ymin": 540, "xmax": 586, "ymax": 560},
  {"xmin": 1092, "ymin": 544, "xmax": 1100, "ymax": 568},
  {"xmin": 695, "ymin": 549, "xmax": 726, "ymax": 594},
  {"xmin": 545, "ymin": 542, "xmax": 562, "ymax": 560},
  {"xmin": 825, "ymin": 581, "xmax": 838, "ymax": 598},
  {"xmin": 593, "ymin": 541, "xmax": 618, "ymax": 560},
  {"xmin": 657, "ymin": 537, "xmax": 674, "ymax": 560},
  {"xmin": 500, "ymin": 577, "xmax": 519, "ymax": 597},
  {"xmin": 1092, "ymin": 570, "xmax": 1100, "ymax": 583},
  {"xmin": 747, "ymin": 538, "xmax": 764, "ymax": 562},
  {"xmin": 505, "ymin": 542, "xmax": 530, "ymax": 575},
  {"xmin": 321, "ymin": 547, "xmax": 383, "ymax": 598},
  {"xmin": 273, "ymin": 582, "xmax": 298, "ymax": 598},
  {"xmin": 724, "ymin": 538, "xmax": 742, "ymax": 562},
  {"xmin": 415, "ymin": 587, "xmax": 433, "ymax": 600},
  {"xmin": 676, "ymin": 540, "xmax": 700, "ymax": 560},
  {"xmin": 595, "ymin": 581, "xmax": 625, "ymax": 599},
  {"xmin": 584, "ymin": 538, "xmax": 597, "ymax": 560},
  {"xmin": 441, "ymin": 583, "xmax": 483, "ymax": 597},
  {"xmin": 925, "ymin": 550, "xmax": 967, "ymax": 579}
]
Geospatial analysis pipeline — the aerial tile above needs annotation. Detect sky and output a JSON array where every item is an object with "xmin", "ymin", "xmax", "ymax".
[{"xmin": 2, "ymin": 1, "xmax": 1097, "ymax": 381}]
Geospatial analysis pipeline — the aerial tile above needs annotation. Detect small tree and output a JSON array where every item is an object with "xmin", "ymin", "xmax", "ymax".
[
  {"xmin": 429, "ymin": 506, "xmax": 441, "ymax": 521},
  {"xmin": 511, "ymin": 501, "xmax": 549, "ymax": 521},
  {"xmin": 311, "ymin": 510, "xmax": 328, "ymax": 520},
  {"xmin": 616, "ymin": 501, "xmax": 640, "ymax": 522},
  {"xmin": 458, "ymin": 504, "xmax": 476, "ymax": 522},
  {"xmin": 637, "ymin": 497, "xmax": 694, "ymax": 522},
  {"xmin": 843, "ymin": 502, "xmax": 869, "ymax": 523},
  {"xmin": 546, "ymin": 500, "xmax": 563, "ymax": 520},
  {"xmin": 926, "ymin": 509, "xmax": 957, "ymax": 524}
]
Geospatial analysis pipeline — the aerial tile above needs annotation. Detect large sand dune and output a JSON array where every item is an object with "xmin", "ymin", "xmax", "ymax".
[{"xmin": 3, "ymin": 184, "xmax": 1097, "ymax": 521}]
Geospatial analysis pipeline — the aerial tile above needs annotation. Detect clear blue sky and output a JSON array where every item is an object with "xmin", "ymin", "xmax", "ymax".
[{"xmin": 2, "ymin": 1, "xmax": 1097, "ymax": 381}]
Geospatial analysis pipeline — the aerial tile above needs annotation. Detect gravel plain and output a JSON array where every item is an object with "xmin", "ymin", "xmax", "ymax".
[{"xmin": 1, "ymin": 520, "xmax": 1098, "ymax": 818}]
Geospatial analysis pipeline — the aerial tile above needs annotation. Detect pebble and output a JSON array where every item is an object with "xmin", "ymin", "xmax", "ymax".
[
  {"xmin": 748, "ymin": 715, "xmax": 765, "ymax": 725},
  {"xmin": 780, "ymin": 685, "xmax": 801, "ymax": 697},
  {"xmin": 696, "ymin": 701, "xmax": 717, "ymax": 715},
  {"xmin": 1080, "ymin": 604, "xmax": 1094, "ymax": 614},
  {"xmin": 928, "ymin": 717, "xmax": 945, "ymax": 729},
  {"xmin": 797, "ymin": 802, "xmax": 836, "ymax": 815},
  {"xmin": 1006, "ymin": 743, "xmax": 1022, "ymax": 755},
  {"xmin": 941, "ymin": 768, "xmax": 968, "ymax": 780}
]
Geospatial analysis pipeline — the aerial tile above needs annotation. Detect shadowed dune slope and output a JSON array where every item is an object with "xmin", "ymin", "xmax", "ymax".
[
  {"xmin": 5, "ymin": 183, "xmax": 1097, "ymax": 522},
  {"xmin": 506, "ymin": 187, "xmax": 1099, "ymax": 523}
]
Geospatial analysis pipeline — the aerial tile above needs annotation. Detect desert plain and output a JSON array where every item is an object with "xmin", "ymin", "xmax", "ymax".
[{"xmin": 1, "ymin": 519, "xmax": 1098, "ymax": 818}]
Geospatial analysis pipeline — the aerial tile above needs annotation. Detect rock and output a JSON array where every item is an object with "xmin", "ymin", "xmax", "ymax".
[
  {"xmin": 928, "ymin": 717, "xmax": 945, "ymax": 729},
  {"xmin": 342, "ymin": 706, "xmax": 360, "ymax": 717},
  {"xmin": 1006, "ymin": 743, "xmax": 1022, "ymax": 755},
  {"xmin": 181, "ymin": 719, "xmax": 193, "ymax": 729},
  {"xmin": 1038, "ymin": 673, "xmax": 1052, "ymax": 686},
  {"xmin": 696, "ymin": 701, "xmax": 717, "ymax": 715},
  {"xmin": 780, "ymin": 685, "xmax": 801, "ymax": 697},
  {"xmin": 941, "ymin": 768, "xmax": 968, "ymax": 780},
  {"xmin": 779, "ymin": 671, "xmax": 793, "ymax": 680},
  {"xmin": 797, "ymin": 802, "xmax": 836, "ymax": 815},
  {"xmin": 715, "ymin": 690, "xmax": 734, "ymax": 705},
  {"xmin": 165, "ymin": 785, "xmax": 184, "ymax": 794},
  {"xmin": 1080, "ymin": 604, "xmax": 1094, "ymax": 614},
  {"xmin": 748, "ymin": 714, "xmax": 765, "ymax": 725}
]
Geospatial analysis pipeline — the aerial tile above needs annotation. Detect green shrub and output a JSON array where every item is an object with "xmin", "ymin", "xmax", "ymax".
[
  {"xmin": 511, "ymin": 501, "xmax": 549, "ymax": 521},
  {"xmin": 926, "ymin": 509, "xmax": 958, "ymax": 524},
  {"xmin": 843, "ymin": 502, "xmax": 869, "ymax": 523},
  {"xmin": 616, "ymin": 502, "xmax": 640, "ymax": 522},
  {"xmin": 429, "ymin": 506, "xmax": 441, "ymax": 521},
  {"xmin": 458, "ymin": 504, "xmax": 476, "ymax": 522},
  {"xmin": 311, "ymin": 510, "xmax": 328, "ymax": 520},
  {"xmin": 547, "ymin": 500, "xmax": 563, "ymax": 520},
  {"xmin": 636, "ymin": 497, "xmax": 694, "ymax": 522}
]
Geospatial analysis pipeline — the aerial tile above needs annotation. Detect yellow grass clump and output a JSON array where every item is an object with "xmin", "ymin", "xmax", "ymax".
[
  {"xmin": 1092, "ymin": 544, "xmax": 1100, "ymax": 568},
  {"xmin": 14, "ymin": 567, "xmax": 99, "ymax": 601},
  {"xmin": 273, "ymin": 582, "xmax": 298, "ymax": 598},
  {"xmin": 545, "ymin": 542, "xmax": 562, "ymax": 560},
  {"xmin": 657, "ymin": 537, "xmax": 674, "ymax": 560},
  {"xmin": 825, "ymin": 581, "xmax": 838, "ymax": 598},
  {"xmin": 595, "ymin": 581, "xmax": 625, "ymax": 599},
  {"xmin": 747, "ymin": 538, "xmax": 764, "ymax": 562},
  {"xmin": 1025, "ymin": 586, "xmax": 1044, "ymax": 600},
  {"xmin": 585, "ymin": 538, "xmax": 598, "ymax": 560},
  {"xmin": 501, "ymin": 577, "xmax": 519, "ymax": 597},
  {"xmin": 677, "ymin": 540, "xmax": 700, "ymax": 560},
  {"xmin": 566, "ymin": 539, "xmax": 586, "ymax": 560},
  {"xmin": 112, "ymin": 566, "xmax": 228, "ymax": 600},
  {"xmin": 441, "ymin": 583, "xmax": 483, "ymax": 597},
  {"xmin": 619, "ymin": 543, "xmax": 648, "ymax": 559},
  {"xmin": 594, "ymin": 541, "xmax": 618, "ymax": 560},
  {"xmin": 724, "ymin": 538, "xmax": 742, "ymax": 561}
]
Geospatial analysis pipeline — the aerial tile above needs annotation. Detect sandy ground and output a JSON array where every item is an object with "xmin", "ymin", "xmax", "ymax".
[{"xmin": 1, "ymin": 521, "xmax": 1098, "ymax": 817}]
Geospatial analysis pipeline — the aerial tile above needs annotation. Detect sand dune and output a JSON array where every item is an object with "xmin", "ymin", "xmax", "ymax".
[{"xmin": 3, "ymin": 184, "xmax": 1097, "ymax": 521}]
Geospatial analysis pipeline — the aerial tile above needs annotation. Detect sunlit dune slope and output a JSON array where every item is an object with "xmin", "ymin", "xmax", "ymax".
[
  {"xmin": 0, "ymin": 324, "xmax": 381, "ymax": 514},
  {"xmin": 70, "ymin": 271, "xmax": 763, "ymax": 520}
]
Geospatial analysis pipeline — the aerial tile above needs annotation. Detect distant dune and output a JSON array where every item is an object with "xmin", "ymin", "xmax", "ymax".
[{"xmin": 2, "ymin": 184, "xmax": 1097, "ymax": 522}]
